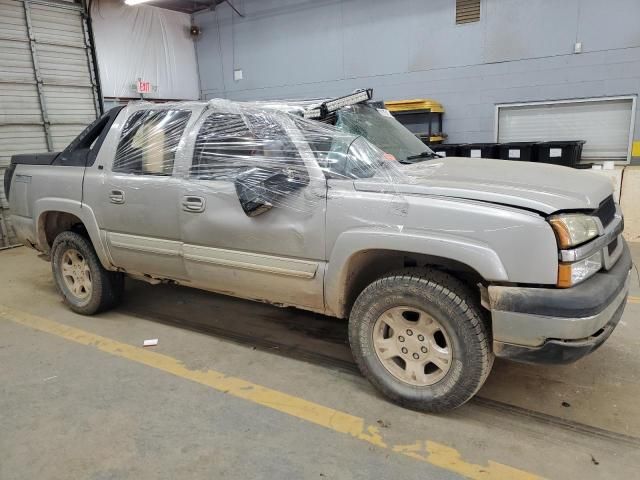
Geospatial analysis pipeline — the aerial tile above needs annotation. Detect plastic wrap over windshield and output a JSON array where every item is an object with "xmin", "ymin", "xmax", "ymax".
[{"xmin": 112, "ymin": 99, "xmax": 440, "ymax": 218}]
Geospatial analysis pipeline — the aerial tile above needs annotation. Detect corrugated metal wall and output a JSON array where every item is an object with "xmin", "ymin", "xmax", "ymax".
[{"xmin": 0, "ymin": 0, "xmax": 100, "ymax": 246}]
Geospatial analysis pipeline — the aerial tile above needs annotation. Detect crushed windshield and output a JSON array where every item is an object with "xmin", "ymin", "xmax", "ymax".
[
  {"xmin": 335, "ymin": 104, "xmax": 436, "ymax": 163},
  {"xmin": 291, "ymin": 116, "xmax": 390, "ymax": 179}
]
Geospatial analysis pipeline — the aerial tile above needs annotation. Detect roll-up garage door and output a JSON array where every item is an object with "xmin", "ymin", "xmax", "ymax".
[
  {"xmin": 0, "ymin": 0, "xmax": 100, "ymax": 246},
  {"xmin": 497, "ymin": 97, "xmax": 635, "ymax": 163}
]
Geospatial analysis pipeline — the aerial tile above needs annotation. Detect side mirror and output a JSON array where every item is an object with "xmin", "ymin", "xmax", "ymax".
[{"xmin": 234, "ymin": 167, "xmax": 308, "ymax": 217}]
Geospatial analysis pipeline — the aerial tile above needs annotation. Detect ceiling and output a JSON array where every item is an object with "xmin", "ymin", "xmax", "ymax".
[{"xmin": 143, "ymin": 0, "xmax": 228, "ymax": 14}]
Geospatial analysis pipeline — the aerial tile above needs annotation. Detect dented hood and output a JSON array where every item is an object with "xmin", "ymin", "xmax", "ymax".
[{"xmin": 355, "ymin": 157, "xmax": 613, "ymax": 214}]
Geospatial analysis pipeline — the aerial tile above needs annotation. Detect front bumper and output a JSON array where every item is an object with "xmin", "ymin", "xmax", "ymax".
[{"xmin": 488, "ymin": 240, "xmax": 632, "ymax": 364}]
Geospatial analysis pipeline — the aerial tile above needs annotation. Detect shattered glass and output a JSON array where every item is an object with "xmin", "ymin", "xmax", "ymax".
[{"xmin": 112, "ymin": 99, "xmax": 441, "ymax": 218}]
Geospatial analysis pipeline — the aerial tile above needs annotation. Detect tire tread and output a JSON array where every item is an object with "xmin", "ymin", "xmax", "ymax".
[
  {"xmin": 349, "ymin": 268, "xmax": 493, "ymax": 412},
  {"xmin": 51, "ymin": 231, "xmax": 124, "ymax": 315}
]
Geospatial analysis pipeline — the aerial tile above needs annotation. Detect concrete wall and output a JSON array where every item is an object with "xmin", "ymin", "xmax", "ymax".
[{"xmin": 193, "ymin": 0, "xmax": 640, "ymax": 158}]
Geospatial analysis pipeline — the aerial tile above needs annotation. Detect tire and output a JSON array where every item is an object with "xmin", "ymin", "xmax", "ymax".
[
  {"xmin": 51, "ymin": 231, "xmax": 124, "ymax": 315},
  {"xmin": 349, "ymin": 268, "xmax": 493, "ymax": 412}
]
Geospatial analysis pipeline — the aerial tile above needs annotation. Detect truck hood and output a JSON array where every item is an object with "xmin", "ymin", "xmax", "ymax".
[{"xmin": 354, "ymin": 157, "xmax": 613, "ymax": 214}]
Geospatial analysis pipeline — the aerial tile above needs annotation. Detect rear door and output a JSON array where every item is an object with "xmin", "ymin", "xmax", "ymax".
[
  {"xmin": 83, "ymin": 106, "xmax": 193, "ymax": 279},
  {"xmin": 177, "ymin": 107, "xmax": 328, "ymax": 311}
]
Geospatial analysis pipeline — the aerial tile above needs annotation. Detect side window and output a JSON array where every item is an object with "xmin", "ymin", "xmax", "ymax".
[
  {"xmin": 191, "ymin": 111, "xmax": 309, "ymax": 188},
  {"xmin": 243, "ymin": 112, "xmax": 309, "ymax": 184},
  {"xmin": 114, "ymin": 109, "xmax": 191, "ymax": 175},
  {"xmin": 191, "ymin": 113, "xmax": 257, "ymax": 180},
  {"xmin": 245, "ymin": 113, "xmax": 302, "ymax": 166},
  {"xmin": 291, "ymin": 115, "xmax": 350, "ymax": 177}
]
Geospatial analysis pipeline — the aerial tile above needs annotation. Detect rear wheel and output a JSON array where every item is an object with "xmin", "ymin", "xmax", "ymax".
[
  {"xmin": 349, "ymin": 268, "xmax": 493, "ymax": 412},
  {"xmin": 51, "ymin": 231, "xmax": 124, "ymax": 315}
]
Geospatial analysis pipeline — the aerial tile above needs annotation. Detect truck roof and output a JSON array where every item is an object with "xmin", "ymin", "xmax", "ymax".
[{"xmin": 121, "ymin": 90, "xmax": 374, "ymax": 121}]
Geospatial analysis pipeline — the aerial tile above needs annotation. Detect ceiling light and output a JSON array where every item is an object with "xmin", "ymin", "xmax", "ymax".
[{"xmin": 124, "ymin": 0, "xmax": 153, "ymax": 6}]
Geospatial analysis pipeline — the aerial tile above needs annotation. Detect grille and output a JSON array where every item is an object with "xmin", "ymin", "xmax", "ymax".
[
  {"xmin": 594, "ymin": 195, "xmax": 616, "ymax": 228},
  {"xmin": 607, "ymin": 237, "xmax": 619, "ymax": 255}
]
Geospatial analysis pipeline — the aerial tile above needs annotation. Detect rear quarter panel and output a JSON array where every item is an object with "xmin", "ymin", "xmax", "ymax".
[{"xmin": 9, "ymin": 165, "xmax": 82, "ymax": 243}]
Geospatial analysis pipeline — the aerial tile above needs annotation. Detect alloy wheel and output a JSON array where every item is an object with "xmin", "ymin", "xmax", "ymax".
[
  {"xmin": 372, "ymin": 306, "xmax": 453, "ymax": 386},
  {"xmin": 60, "ymin": 249, "xmax": 92, "ymax": 300}
]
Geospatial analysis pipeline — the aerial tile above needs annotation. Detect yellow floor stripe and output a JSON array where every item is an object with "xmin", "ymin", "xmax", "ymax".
[
  {"xmin": 0, "ymin": 304, "xmax": 541, "ymax": 480},
  {"xmin": 628, "ymin": 296, "xmax": 640, "ymax": 304}
]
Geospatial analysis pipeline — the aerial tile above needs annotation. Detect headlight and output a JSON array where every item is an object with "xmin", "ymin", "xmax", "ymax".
[
  {"xmin": 548, "ymin": 213, "xmax": 599, "ymax": 248},
  {"xmin": 557, "ymin": 250, "xmax": 602, "ymax": 288}
]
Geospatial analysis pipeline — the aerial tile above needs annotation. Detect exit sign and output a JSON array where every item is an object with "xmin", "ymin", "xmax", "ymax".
[{"xmin": 136, "ymin": 80, "xmax": 151, "ymax": 94}]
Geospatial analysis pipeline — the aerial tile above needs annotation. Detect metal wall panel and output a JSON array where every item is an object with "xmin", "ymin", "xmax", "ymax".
[
  {"xmin": 0, "ymin": 0, "xmax": 100, "ymax": 245},
  {"xmin": 0, "ymin": 39, "xmax": 34, "ymax": 83},
  {"xmin": 0, "ymin": 83, "xmax": 41, "ymax": 125},
  {"xmin": 0, "ymin": 125, "xmax": 47, "ymax": 167},
  {"xmin": 0, "ymin": 0, "xmax": 28, "ymax": 39},
  {"xmin": 30, "ymin": 2, "xmax": 86, "ymax": 47},
  {"xmin": 37, "ymin": 43, "xmax": 93, "ymax": 85},
  {"xmin": 45, "ymin": 85, "xmax": 96, "ymax": 124}
]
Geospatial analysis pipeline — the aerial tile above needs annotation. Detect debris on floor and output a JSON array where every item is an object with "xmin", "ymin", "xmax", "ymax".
[
  {"xmin": 143, "ymin": 339, "xmax": 159, "ymax": 347},
  {"xmin": 376, "ymin": 419, "xmax": 391, "ymax": 428}
]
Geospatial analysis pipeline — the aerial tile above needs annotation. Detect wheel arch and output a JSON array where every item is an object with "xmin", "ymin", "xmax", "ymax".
[
  {"xmin": 324, "ymin": 230, "xmax": 508, "ymax": 318},
  {"xmin": 34, "ymin": 199, "xmax": 113, "ymax": 269}
]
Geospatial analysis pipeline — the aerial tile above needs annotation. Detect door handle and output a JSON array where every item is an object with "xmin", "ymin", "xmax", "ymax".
[
  {"xmin": 182, "ymin": 196, "xmax": 205, "ymax": 213},
  {"xmin": 109, "ymin": 190, "xmax": 125, "ymax": 204}
]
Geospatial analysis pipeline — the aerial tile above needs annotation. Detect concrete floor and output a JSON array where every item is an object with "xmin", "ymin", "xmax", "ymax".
[{"xmin": 1, "ymin": 245, "xmax": 639, "ymax": 479}]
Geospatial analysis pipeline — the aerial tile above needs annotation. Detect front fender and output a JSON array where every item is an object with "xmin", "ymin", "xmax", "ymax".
[{"xmin": 324, "ymin": 228, "xmax": 508, "ymax": 318}]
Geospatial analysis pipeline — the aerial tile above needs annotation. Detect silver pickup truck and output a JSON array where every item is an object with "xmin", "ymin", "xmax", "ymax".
[{"xmin": 5, "ymin": 99, "xmax": 631, "ymax": 412}]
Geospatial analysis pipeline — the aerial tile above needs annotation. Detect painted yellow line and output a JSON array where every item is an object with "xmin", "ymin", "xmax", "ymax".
[
  {"xmin": 0, "ymin": 305, "xmax": 541, "ymax": 480},
  {"xmin": 628, "ymin": 296, "xmax": 640, "ymax": 304}
]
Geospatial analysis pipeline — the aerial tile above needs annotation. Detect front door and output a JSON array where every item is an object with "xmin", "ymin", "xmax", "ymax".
[
  {"xmin": 84, "ymin": 106, "xmax": 193, "ymax": 279},
  {"xmin": 177, "ymin": 107, "xmax": 327, "ymax": 311}
]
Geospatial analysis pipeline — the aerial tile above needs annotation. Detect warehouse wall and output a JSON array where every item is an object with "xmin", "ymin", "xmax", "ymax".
[
  {"xmin": 193, "ymin": 0, "xmax": 640, "ymax": 157},
  {"xmin": 91, "ymin": 0, "xmax": 199, "ymax": 101}
]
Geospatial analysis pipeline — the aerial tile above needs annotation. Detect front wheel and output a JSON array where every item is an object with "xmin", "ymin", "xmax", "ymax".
[
  {"xmin": 349, "ymin": 269, "xmax": 493, "ymax": 412},
  {"xmin": 51, "ymin": 231, "xmax": 124, "ymax": 315}
]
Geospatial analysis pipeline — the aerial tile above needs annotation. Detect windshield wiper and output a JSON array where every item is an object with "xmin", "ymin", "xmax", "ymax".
[{"xmin": 404, "ymin": 151, "xmax": 442, "ymax": 162}]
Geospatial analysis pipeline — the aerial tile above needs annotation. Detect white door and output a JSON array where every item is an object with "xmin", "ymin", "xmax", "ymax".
[{"xmin": 497, "ymin": 97, "xmax": 635, "ymax": 163}]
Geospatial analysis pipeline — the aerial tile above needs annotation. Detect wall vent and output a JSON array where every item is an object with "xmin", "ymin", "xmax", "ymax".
[{"xmin": 456, "ymin": 0, "xmax": 481, "ymax": 24}]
